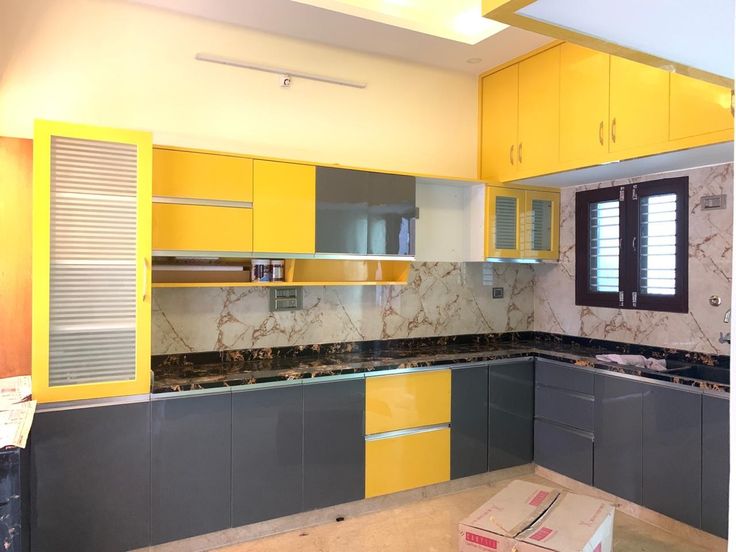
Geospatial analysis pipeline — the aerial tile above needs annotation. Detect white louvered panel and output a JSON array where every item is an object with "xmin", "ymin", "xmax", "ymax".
[
  {"xmin": 495, "ymin": 196, "xmax": 518, "ymax": 250},
  {"xmin": 530, "ymin": 199, "xmax": 552, "ymax": 251},
  {"xmin": 589, "ymin": 200, "xmax": 620, "ymax": 293},
  {"xmin": 640, "ymin": 193, "xmax": 678, "ymax": 295},
  {"xmin": 49, "ymin": 136, "xmax": 138, "ymax": 386}
]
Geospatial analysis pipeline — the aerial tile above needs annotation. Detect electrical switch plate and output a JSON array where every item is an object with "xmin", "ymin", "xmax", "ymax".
[
  {"xmin": 269, "ymin": 287, "xmax": 303, "ymax": 312},
  {"xmin": 492, "ymin": 287, "xmax": 504, "ymax": 299}
]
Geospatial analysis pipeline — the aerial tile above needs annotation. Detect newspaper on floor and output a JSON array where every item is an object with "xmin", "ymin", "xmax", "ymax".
[{"xmin": 0, "ymin": 376, "xmax": 35, "ymax": 448}]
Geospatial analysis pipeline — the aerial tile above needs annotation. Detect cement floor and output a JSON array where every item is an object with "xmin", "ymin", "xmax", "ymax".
[{"xmin": 215, "ymin": 473, "xmax": 722, "ymax": 552}]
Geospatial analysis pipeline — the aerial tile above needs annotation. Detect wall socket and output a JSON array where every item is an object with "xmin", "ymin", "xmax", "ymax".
[
  {"xmin": 492, "ymin": 287, "xmax": 504, "ymax": 299},
  {"xmin": 269, "ymin": 287, "xmax": 303, "ymax": 311}
]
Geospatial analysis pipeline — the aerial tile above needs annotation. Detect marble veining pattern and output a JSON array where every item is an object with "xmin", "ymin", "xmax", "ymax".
[
  {"xmin": 534, "ymin": 163, "xmax": 733, "ymax": 355},
  {"xmin": 152, "ymin": 262, "xmax": 534, "ymax": 355}
]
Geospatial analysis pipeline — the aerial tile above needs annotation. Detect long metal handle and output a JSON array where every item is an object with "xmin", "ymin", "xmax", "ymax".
[
  {"xmin": 518, "ymin": 142, "xmax": 523, "ymax": 164},
  {"xmin": 509, "ymin": 144, "xmax": 514, "ymax": 165},
  {"xmin": 632, "ymin": 236, "xmax": 637, "ymax": 252},
  {"xmin": 611, "ymin": 117, "xmax": 617, "ymax": 143},
  {"xmin": 599, "ymin": 121, "xmax": 604, "ymax": 145},
  {"xmin": 142, "ymin": 257, "xmax": 149, "ymax": 302}
]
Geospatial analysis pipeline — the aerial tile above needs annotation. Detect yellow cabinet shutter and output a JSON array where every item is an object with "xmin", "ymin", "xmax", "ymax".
[
  {"xmin": 480, "ymin": 64, "xmax": 519, "ymax": 183},
  {"xmin": 669, "ymin": 73, "xmax": 734, "ymax": 141}
]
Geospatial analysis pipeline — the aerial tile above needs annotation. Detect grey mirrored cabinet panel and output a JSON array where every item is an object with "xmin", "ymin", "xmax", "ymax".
[
  {"xmin": 315, "ymin": 167, "xmax": 416, "ymax": 256},
  {"xmin": 702, "ymin": 393, "xmax": 729, "ymax": 538},
  {"xmin": 450, "ymin": 364, "xmax": 489, "ymax": 479}
]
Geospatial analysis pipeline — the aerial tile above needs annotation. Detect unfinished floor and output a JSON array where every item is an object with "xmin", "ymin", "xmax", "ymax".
[{"xmin": 215, "ymin": 473, "xmax": 724, "ymax": 552}]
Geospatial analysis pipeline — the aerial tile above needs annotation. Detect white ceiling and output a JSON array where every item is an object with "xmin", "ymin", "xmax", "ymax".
[{"xmin": 129, "ymin": 0, "xmax": 553, "ymax": 74}]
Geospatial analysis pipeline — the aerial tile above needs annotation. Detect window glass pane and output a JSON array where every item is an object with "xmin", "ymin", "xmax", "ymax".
[
  {"xmin": 530, "ymin": 198, "xmax": 552, "ymax": 251},
  {"xmin": 589, "ymin": 200, "xmax": 619, "ymax": 292},
  {"xmin": 640, "ymin": 193, "xmax": 677, "ymax": 295}
]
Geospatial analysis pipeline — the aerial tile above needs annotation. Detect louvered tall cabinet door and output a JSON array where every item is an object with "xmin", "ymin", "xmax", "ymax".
[{"xmin": 32, "ymin": 121, "xmax": 152, "ymax": 403}]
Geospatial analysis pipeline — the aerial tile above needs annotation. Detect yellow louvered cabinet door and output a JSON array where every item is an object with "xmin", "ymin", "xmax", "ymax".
[
  {"xmin": 253, "ymin": 160, "xmax": 316, "ymax": 255},
  {"xmin": 559, "ymin": 43, "xmax": 610, "ymax": 167},
  {"xmin": 669, "ymin": 73, "xmax": 734, "ymax": 142},
  {"xmin": 485, "ymin": 186, "xmax": 526, "ymax": 259},
  {"xmin": 32, "ymin": 121, "xmax": 152, "ymax": 403},
  {"xmin": 523, "ymin": 190, "xmax": 560, "ymax": 261},
  {"xmin": 517, "ymin": 45, "xmax": 560, "ymax": 179},
  {"xmin": 480, "ymin": 64, "xmax": 519, "ymax": 183},
  {"xmin": 609, "ymin": 56, "xmax": 670, "ymax": 153}
]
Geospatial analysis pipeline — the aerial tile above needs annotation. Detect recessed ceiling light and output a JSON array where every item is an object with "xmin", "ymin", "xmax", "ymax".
[{"xmin": 466, "ymin": 57, "xmax": 483, "ymax": 64}]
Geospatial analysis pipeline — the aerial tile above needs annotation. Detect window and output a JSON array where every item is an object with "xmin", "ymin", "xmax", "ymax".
[{"xmin": 575, "ymin": 177, "xmax": 688, "ymax": 313}]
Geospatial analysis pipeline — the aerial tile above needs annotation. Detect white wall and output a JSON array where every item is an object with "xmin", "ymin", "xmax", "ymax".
[{"xmin": 0, "ymin": 0, "xmax": 478, "ymax": 178}]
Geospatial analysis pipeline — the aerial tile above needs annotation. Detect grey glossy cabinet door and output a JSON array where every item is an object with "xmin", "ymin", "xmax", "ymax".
[
  {"xmin": 534, "ymin": 419, "xmax": 593, "ymax": 484},
  {"xmin": 489, "ymin": 359, "xmax": 534, "ymax": 470},
  {"xmin": 451, "ymin": 365, "xmax": 489, "ymax": 479},
  {"xmin": 702, "ymin": 394, "xmax": 729, "ymax": 538},
  {"xmin": 303, "ymin": 379, "xmax": 365, "ymax": 509},
  {"xmin": 232, "ymin": 385, "xmax": 304, "ymax": 526},
  {"xmin": 152, "ymin": 393, "xmax": 232, "ymax": 545},
  {"xmin": 30, "ymin": 402, "xmax": 151, "ymax": 552},
  {"xmin": 642, "ymin": 383, "xmax": 702, "ymax": 528},
  {"xmin": 315, "ymin": 167, "xmax": 416, "ymax": 256},
  {"xmin": 594, "ymin": 374, "xmax": 644, "ymax": 504}
]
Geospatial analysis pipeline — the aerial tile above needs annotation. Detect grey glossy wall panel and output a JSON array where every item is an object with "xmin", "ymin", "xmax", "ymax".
[
  {"xmin": 451, "ymin": 365, "xmax": 489, "ymax": 479},
  {"xmin": 489, "ymin": 360, "xmax": 534, "ymax": 470},
  {"xmin": 30, "ymin": 402, "xmax": 151, "ymax": 552},
  {"xmin": 702, "ymin": 394, "xmax": 729, "ymax": 538},
  {"xmin": 534, "ymin": 419, "xmax": 593, "ymax": 485},
  {"xmin": 642, "ymin": 384, "xmax": 702, "ymax": 528},
  {"xmin": 594, "ymin": 374, "xmax": 644, "ymax": 504},
  {"xmin": 535, "ymin": 359, "xmax": 594, "ymax": 394},
  {"xmin": 232, "ymin": 386, "xmax": 304, "ymax": 526},
  {"xmin": 315, "ymin": 167, "xmax": 416, "ymax": 256},
  {"xmin": 303, "ymin": 379, "xmax": 365, "ymax": 509},
  {"xmin": 535, "ymin": 384, "xmax": 594, "ymax": 432},
  {"xmin": 152, "ymin": 393, "xmax": 232, "ymax": 545}
]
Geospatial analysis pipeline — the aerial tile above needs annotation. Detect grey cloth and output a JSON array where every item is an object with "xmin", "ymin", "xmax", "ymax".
[{"xmin": 595, "ymin": 354, "xmax": 667, "ymax": 372}]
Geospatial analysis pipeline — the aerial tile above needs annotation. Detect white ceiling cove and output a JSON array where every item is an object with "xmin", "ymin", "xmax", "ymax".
[{"xmin": 129, "ymin": 0, "xmax": 553, "ymax": 74}]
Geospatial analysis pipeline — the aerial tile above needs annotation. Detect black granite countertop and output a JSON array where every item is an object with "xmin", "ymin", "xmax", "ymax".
[{"xmin": 152, "ymin": 332, "xmax": 730, "ymax": 395}]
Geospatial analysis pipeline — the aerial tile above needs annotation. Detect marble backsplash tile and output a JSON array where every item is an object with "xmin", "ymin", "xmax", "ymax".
[
  {"xmin": 152, "ymin": 262, "xmax": 535, "ymax": 355},
  {"xmin": 534, "ymin": 163, "xmax": 734, "ymax": 355}
]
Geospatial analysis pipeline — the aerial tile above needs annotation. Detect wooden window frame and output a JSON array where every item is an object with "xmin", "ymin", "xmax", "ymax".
[{"xmin": 575, "ymin": 176, "xmax": 689, "ymax": 313}]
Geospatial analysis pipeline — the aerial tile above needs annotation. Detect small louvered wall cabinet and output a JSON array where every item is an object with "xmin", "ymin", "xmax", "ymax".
[
  {"xmin": 32, "ymin": 120, "xmax": 152, "ymax": 403},
  {"xmin": 485, "ymin": 185, "xmax": 559, "ymax": 261}
]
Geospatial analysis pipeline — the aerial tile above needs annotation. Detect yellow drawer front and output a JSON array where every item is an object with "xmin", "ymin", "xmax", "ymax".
[
  {"xmin": 365, "ymin": 428, "xmax": 450, "ymax": 498},
  {"xmin": 365, "ymin": 370, "xmax": 451, "ymax": 435},
  {"xmin": 153, "ymin": 148, "xmax": 253, "ymax": 202},
  {"xmin": 153, "ymin": 203, "xmax": 253, "ymax": 252}
]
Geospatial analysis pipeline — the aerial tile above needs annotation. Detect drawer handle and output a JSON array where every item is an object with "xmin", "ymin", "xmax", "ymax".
[{"xmin": 364, "ymin": 423, "xmax": 449, "ymax": 441}]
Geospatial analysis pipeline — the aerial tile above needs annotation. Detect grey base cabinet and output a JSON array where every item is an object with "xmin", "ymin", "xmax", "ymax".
[
  {"xmin": 232, "ymin": 385, "xmax": 304, "ymax": 526},
  {"xmin": 534, "ymin": 419, "xmax": 593, "ymax": 484},
  {"xmin": 30, "ymin": 402, "xmax": 151, "ymax": 552},
  {"xmin": 642, "ymin": 383, "xmax": 702, "ymax": 528},
  {"xmin": 303, "ymin": 379, "xmax": 365, "ymax": 509},
  {"xmin": 488, "ymin": 359, "xmax": 534, "ymax": 471},
  {"xmin": 594, "ymin": 374, "xmax": 644, "ymax": 504},
  {"xmin": 152, "ymin": 393, "xmax": 232, "ymax": 545},
  {"xmin": 702, "ymin": 394, "xmax": 729, "ymax": 538},
  {"xmin": 451, "ymin": 365, "xmax": 489, "ymax": 479}
]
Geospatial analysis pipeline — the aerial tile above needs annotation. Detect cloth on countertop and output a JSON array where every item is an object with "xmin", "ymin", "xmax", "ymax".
[{"xmin": 595, "ymin": 354, "xmax": 667, "ymax": 371}]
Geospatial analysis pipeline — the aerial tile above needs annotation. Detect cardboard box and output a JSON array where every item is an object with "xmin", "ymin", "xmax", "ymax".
[{"xmin": 458, "ymin": 480, "xmax": 615, "ymax": 552}]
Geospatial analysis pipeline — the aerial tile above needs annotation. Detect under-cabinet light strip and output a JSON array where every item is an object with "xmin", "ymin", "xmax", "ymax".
[{"xmin": 195, "ymin": 52, "xmax": 368, "ymax": 89}]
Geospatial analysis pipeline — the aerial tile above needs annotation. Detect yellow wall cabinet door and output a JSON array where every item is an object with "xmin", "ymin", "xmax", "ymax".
[
  {"xmin": 485, "ymin": 186, "xmax": 526, "ymax": 259},
  {"xmin": 609, "ymin": 56, "xmax": 670, "ymax": 153},
  {"xmin": 365, "ymin": 427, "xmax": 450, "ymax": 498},
  {"xmin": 253, "ymin": 160, "xmax": 316, "ymax": 254},
  {"xmin": 32, "ymin": 120, "xmax": 152, "ymax": 403},
  {"xmin": 365, "ymin": 370, "xmax": 451, "ymax": 435},
  {"xmin": 669, "ymin": 73, "xmax": 734, "ymax": 141},
  {"xmin": 523, "ymin": 190, "xmax": 560, "ymax": 260},
  {"xmin": 517, "ymin": 45, "xmax": 561, "ymax": 178},
  {"xmin": 559, "ymin": 43, "xmax": 610, "ymax": 166},
  {"xmin": 480, "ymin": 64, "xmax": 519, "ymax": 183},
  {"xmin": 153, "ymin": 148, "xmax": 253, "ymax": 202},
  {"xmin": 152, "ymin": 203, "xmax": 253, "ymax": 252}
]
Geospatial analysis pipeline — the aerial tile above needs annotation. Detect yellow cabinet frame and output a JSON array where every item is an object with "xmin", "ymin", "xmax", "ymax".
[
  {"xmin": 485, "ymin": 186, "xmax": 526, "ymax": 259},
  {"xmin": 32, "ymin": 120, "xmax": 152, "ymax": 403},
  {"xmin": 524, "ymin": 189, "xmax": 560, "ymax": 260}
]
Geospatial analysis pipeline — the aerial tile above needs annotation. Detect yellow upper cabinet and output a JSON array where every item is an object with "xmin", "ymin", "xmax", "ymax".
[
  {"xmin": 485, "ymin": 186, "xmax": 526, "ymax": 259},
  {"xmin": 153, "ymin": 148, "xmax": 253, "ymax": 202},
  {"xmin": 669, "ymin": 73, "xmax": 734, "ymax": 141},
  {"xmin": 480, "ymin": 64, "xmax": 519, "ymax": 183},
  {"xmin": 253, "ymin": 160, "xmax": 316, "ymax": 254},
  {"xmin": 517, "ymin": 45, "xmax": 560, "ymax": 178},
  {"xmin": 609, "ymin": 56, "xmax": 670, "ymax": 153},
  {"xmin": 559, "ymin": 43, "xmax": 610, "ymax": 166},
  {"xmin": 524, "ymin": 190, "xmax": 560, "ymax": 261},
  {"xmin": 153, "ymin": 204, "xmax": 253, "ymax": 252}
]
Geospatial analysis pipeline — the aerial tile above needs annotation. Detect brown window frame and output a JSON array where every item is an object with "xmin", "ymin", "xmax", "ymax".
[{"xmin": 575, "ymin": 176, "xmax": 689, "ymax": 313}]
